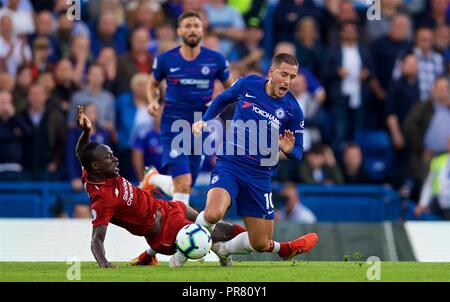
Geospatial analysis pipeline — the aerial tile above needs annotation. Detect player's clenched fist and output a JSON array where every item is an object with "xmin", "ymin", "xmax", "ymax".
[
  {"xmin": 76, "ymin": 105, "xmax": 91, "ymax": 131},
  {"xmin": 148, "ymin": 102, "xmax": 160, "ymax": 116},
  {"xmin": 192, "ymin": 121, "xmax": 207, "ymax": 137}
]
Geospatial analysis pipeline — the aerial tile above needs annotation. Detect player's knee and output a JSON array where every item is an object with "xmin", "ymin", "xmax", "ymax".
[{"xmin": 203, "ymin": 209, "xmax": 223, "ymax": 224}]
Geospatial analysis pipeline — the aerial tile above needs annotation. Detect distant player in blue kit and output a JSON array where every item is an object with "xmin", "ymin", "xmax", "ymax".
[
  {"xmin": 168, "ymin": 53, "xmax": 318, "ymax": 267},
  {"xmin": 142, "ymin": 11, "xmax": 234, "ymax": 206}
]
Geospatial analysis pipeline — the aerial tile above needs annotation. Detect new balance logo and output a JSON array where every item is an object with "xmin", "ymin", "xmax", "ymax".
[
  {"xmin": 245, "ymin": 92, "xmax": 256, "ymax": 98},
  {"xmin": 170, "ymin": 67, "xmax": 180, "ymax": 73}
]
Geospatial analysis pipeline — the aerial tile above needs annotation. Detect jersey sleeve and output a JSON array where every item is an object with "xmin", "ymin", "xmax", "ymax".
[
  {"xmin": 215, "ymin": 53, "xmax": 230, "ymax": 82},
  {"xmin": 203, "ymin": 77, "xmax": 244, "ymax": 121},
  {"xmin": 285, "ymin": 102, "xmax": 305, "ymax": 161},
  {"xmin": 151, "ymin": 55, "xmax": 165, "ymax": 82},
  {"xmin": 91, "ymin": 194, "xmax": 115, "ymax": 226}
]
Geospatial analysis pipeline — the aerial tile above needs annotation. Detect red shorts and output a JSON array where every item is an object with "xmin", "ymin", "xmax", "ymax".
[{"xmin": 145, "ymin": 200, "xmax": 192, "ymax": 255}]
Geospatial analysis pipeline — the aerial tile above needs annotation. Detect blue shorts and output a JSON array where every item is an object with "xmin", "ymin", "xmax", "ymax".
[
  {"xmin": 160, "ymin": 112, "xmax": 204, "ymax": 182},
  {"xmin": 207, "ymin": 158, "xmax": 274, "ymax": 219}
]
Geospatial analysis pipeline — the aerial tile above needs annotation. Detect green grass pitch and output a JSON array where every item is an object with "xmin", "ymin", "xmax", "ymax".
[{"xmin": 1, "ymin": 261, "xmax": 449, "ymax": 282}]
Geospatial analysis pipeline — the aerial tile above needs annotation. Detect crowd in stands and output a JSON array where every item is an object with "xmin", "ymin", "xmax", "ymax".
[{"xmin": 0, "ymin": 0, "xmax": 449, "ymax": 219}]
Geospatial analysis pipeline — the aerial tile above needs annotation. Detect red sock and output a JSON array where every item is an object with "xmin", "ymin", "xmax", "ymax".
[
  {"xmin": 231, "ymin": 223, "xmax": 247, "ymax": 238},
  {"xmin": 277, "ymin": 242, "xmax": 292, "ymax": 258},
  {"xmin": 139, "ymin": 251, "xmax": 152, "ymax": 264}
]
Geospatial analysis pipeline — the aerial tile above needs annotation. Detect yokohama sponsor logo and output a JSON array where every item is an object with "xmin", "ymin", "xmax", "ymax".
[{"xmin": 252, "ymin": 106, "xmax": 281, "ymax": 128}]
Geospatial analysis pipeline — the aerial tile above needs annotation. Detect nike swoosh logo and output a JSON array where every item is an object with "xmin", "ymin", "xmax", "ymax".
[
  {"xmin": 245, "ymin": 93, "xmax": 256, "ymax": 98},
  {"xmin": 170, "ymin": 67, "xmax": 180, "ymax": 73},
  {"xmin": 268, "ymin": 209, "xmax": 274, "ymax": 215}
]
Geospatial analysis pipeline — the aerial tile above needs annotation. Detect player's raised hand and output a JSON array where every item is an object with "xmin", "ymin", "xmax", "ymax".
[
  {"xmin": 279, "ymin": 130, "xmax": 295, "ymax": 154},
  {"xmin": 192, "ymin": 121, "xmax": 207, "ymax": 137},
  {"xmin": 76, "ymin": 105, "xmax": 91, "ymax": 131},
  {"xmin": 148, "ymin": 102, "xmax": 161, "ymax": 117}
]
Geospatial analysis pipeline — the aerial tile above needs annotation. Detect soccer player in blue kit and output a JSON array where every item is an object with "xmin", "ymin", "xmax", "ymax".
[
  {"xmin": 182, "ymin": 53, "xmax": 319, "ymax": 267},
  {"xmin": 143, "ymin": 11, "xmax": 234, "ymax": 206}
]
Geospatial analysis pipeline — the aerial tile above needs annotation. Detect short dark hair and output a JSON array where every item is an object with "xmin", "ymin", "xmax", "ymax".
[
  {"xmin": 79, "ymin": 142, "xmax": 102, "ymax": 172},
  {"xmin": 309, "ymin": 143, "xmax": 326, "ymax": 155},
  {"xmin": 178, "ymin": 11, "xmax": 202, "ymax": 26},
  {"xmin": 272, "ymin": 53, "xmax": 299, "ymax": 68},
  {"xmin": 399, "ymin": 49, "xmax": 415, "ymax": 62}
]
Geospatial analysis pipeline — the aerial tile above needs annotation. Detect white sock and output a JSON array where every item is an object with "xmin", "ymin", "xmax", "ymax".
[
  {"xmin": 221, "ymin": 232, "xmax": 256, "ymax": 255},
  {"xmin": 271, "ymin": 241, "xmax": 280, "ymax": 253},
  {"xmin": 173, "ymin": 193, "xmax": 190, "ymax": 205},
  {"xmin": 150, "ymin": 174, "xmax": 173, "ymax": 196},
  {"xmin": 146, "ymin": 247, "xmax": 156, "ymax": 256},
  {"xmin": 195, "ymin": 210, "xmax": 216, "ymax": 233}
]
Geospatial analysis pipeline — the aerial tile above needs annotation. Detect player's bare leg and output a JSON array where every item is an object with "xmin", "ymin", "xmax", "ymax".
[
  {"xmin": 195, "ymin": 187, "xmax": 231, "ymax": 233},
  {"xmin": 171, "ymin": 173, "xmax": 192, "ymax": 205},
  {"xmin": 213, "ymin": 216, "xmax": 318, "ymax": 261},
  {"xmin": 140, "ymin": 166, "xmax": 174, "ymax": 196}
]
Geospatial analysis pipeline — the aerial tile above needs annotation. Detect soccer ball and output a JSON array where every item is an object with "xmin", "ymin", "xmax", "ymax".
[{"xmin": 175, "ymin": 224, "xmax": 212, "ymax": 259}]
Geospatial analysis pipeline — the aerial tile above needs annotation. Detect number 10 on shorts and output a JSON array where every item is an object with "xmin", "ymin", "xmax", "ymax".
[{"xmin": 264, "ymin": 193, "xmax": 274, "ymax": 212}]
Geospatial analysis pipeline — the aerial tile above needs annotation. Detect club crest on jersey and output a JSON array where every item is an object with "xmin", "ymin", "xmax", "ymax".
[
  {"xmin": 201, "ymin": 66, "xmax": 210, "ymax": 75},
  {"xmin": 275, "ymin": 108, "xmax": 286, "ymax": 119},
  {"xmin": 211, "ymin": 175, "xmax": 219, "ymax": 184}
]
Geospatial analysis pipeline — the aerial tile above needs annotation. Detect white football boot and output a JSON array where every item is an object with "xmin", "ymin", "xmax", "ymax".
[
  {"xmin": 168, "ymin": 251, "xmax": 188, "ymax": 268},
  {"xmin": 211, "ymin": 242, "xmax": 232, "ymax": 267}
]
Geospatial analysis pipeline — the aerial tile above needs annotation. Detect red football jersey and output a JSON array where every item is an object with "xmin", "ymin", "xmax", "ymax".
[{"xmin": 82, "ymin": 169, "xmax": 161, "ymax": 236}]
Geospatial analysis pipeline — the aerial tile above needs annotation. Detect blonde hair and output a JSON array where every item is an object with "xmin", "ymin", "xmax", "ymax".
[{"xmin": 130, "ymin": 73, "xmax": 149, "ymax": 91}]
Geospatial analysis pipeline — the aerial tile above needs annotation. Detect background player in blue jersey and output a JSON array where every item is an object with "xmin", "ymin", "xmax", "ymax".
[
  {"xmin": 179, "ymin": 53, "xmax": 319, "ymax": 267},
  {"xmin": 143, "ymin": 11, "xmax": 234, "ymax": 206}
]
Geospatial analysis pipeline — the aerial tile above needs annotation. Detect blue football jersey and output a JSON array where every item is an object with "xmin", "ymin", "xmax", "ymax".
[
  {"xmin": 203, "ymin": 74, "xmax": 305, "ymax": 173},
  {"xmin": 152, "ymin": 46, "xmax": 230, "ymax": 121}
]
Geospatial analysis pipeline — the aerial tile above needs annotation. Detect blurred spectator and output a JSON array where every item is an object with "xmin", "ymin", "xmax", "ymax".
[
  {"xmin": 69, "ymin": 35, "xmax": 92, "ymax": 86},
  {"xmin": 321, "ymin": 0, "xmax": 360, "ymax": 47},
  {"xmin": 386, "ymin": 51, "xmax": 420, "ymax": 154},
  {"xmin": 298, "ymin": 143, "xmax": 344, "ymax": 184},
  {"xmin": 273, "ymin": 0, "xmax": 319, "ymax": 45},
  {"xmin": 29, "ymin": 36, "xmax": 53, "ymax": 80},
  {"xmin": 365, "ymin": 0, "xmax": 403, "ymax": 42},
  {"xmin": 96, "ymin": 47, "xmax": 119, "ymax": 95},
  {"xmin": 50, "ymin": 58, "xmax": 79, "ymax": 116},
  {"xmin": 117, "ymin": 27, "xmax": 153, "ymax": 93},
  {"xmin": 229, "ymin": 25, "xmax": 266, "ymax": 74},
  {"xmin": 0, "ymin": 71, "xmax": 15, "ymax": 92},
  {"xmin": 88, "ymin": 0, "xmax": 126, "ymax": 27},
  {"xmin": 275, "ymin": 182, "xmax": 317, "ymax": 224},
  {"xmin": 150, "ymin": 20, "xmax": 178, "ymax": 55},
  {"xmin": 65, "ymin": 103, "xmax": 111, "ymax": 191},
  {"xmin": 128, "ymin": 0, "xmax": 163, "ymax": 32},
  {"xmin": 204, "ymin": 0, "xmax": 246, "ymax": 58},
  {"xmin": 294, "ymin": 16, "xmax": 324, "ymax": 77},
  {"xmin": 434, "ymin": 24, "xmax": 449, "ymax": 56},
  {"xmin": 0, "ymin": 90, "xmax": 30, "ymax": 181},
  {"xmin": 0, "ymin": 14, "xmax": 31, "ymax": 76},
  {"xmin": 415, "ymin": 136, "xmax": 450, "ymax": 220},
  {"xmin": 341, "ymin": 142, "xmax": 371, "ymax": 184},
  {"xmin": 68, "ymin": 64, "xmax": 116, "ymax": 142},
  {"xmin": 290, "ymin": 73, "xmax": 327, "ymax": 149},
  {"xmin": 371, "ymin": 14, "xmax": 413, "ymax": 93},
  {"xmin": 0, "ymin": 0, "xmax": 35, "ymax": 36},
  {"xmin": 415, "ymin": 0, "xmax": 450, "ymax": 29},
  {"xmin": 322, "ymin": 21, "xmax": 374, "ymax": 152},
  {"xmin": 131, "ymin": 108, "xmax": 162, "ymax": 180},
  {"xmin": 116, "ymin": 73, "xmax": 153, "ymax": 180},
  {"xmin": 90, "ymin": 12, "xmax": 128, "ymax": 58},
  {"xmin": 393, "ymin": 26, "xmax": 444, "ymax": 102},
  {"xmin": 54, "ymin": 11, "xmax": 90, "ymax": 58},
  {"xmin": 11, "ymin": 63, "xmax": 31, "ymax": 112},
  {"xmin": 20, "ymin": 83, "xmax": 65, "ymax": 180},
  {"xmin": 203, "ymin": 31, "xmax": 220, "ymax": 51},
  {"xmin": 28, "ymin": 10, "xmax": 61, "ymax": 63},
  {"xmin": 36, "ymin": 71, "xmax": 55, "ymax": 97},
  {"xmin": 404, "ymin": 76, "xmax": 450, "ymax": 183}
]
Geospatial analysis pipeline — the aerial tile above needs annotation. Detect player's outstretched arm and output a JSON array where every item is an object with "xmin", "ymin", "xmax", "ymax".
[
  {"xmin": 147, "ymin": 75, "xmax": 161, "ymax": 117},
  {"xmin": 75, "ymin": 105, "xmax": 92, "ymax": 160},
  {"xmin": 91, "ymin": 225, "xmax": 118, "ymax": 268}
]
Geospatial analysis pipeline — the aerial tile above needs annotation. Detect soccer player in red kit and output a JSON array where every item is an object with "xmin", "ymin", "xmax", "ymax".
[{"xmin": 75, "ymin": 105, "xmax": 245, "ymax": 268}]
